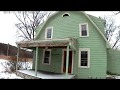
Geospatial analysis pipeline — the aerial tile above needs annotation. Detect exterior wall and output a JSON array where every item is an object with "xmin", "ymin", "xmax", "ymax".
[
  {"xmin": 36, "ymin": 48, "xmax": 63, "ymax": 73},
  {"xmin": 34, "ymin": 11, "xmax": 107, "ymax": 79},
  {"xmin": 107, "ymin": 48, "xmax": 120, "ymax": 75},
  {"xmin": 88, "ymin": 15, "xmax": 105, "ymax": 34}
]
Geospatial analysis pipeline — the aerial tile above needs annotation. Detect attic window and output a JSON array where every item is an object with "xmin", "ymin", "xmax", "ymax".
[{"xmin": 62, "ymin": 13, "xmax": 70, "ymax": 17}]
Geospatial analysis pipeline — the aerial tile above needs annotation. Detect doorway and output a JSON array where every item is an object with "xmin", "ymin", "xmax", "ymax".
[{"xmin": 62, "ymin": 50, "xmax": 73, "ymax": 74}]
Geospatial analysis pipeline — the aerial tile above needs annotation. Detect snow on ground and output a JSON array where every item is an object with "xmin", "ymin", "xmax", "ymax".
[
  {"xmin": 114, "ymin": 76, "xmax": 120, "ymax": 79},
  {"xmin": 0, "ymin": 59, "xmax": 32, "ymax": 79},
  {"xmin": 1, "ymin": 59, "xmax": 120, "ymax": 79}
]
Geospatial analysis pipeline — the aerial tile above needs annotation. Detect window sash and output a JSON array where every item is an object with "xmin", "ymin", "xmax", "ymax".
[
  {"xmin": 45, "ymin": 27, "xmax": 53, "ymax": 39},
  {"xmin": 43, "ymin": 50, "xmax": 51, "ymax": 65},
  {"xmin": 79, "ymin": 48, "xmax": 90, "ymax": 68},
  {"xmin": 79, "ymin": 23, "xmax": 88, "ymax": 37},
  {"xmin": 47, "ymin": 29, "xmax": 52, "ymax": 38},
  {"xmin": 81, "ymin": 25, "xmax": 87, "ymax": 36},
  {"xmin": 81, "ymin": 51, "xmax": 88, "ymax": 66}
]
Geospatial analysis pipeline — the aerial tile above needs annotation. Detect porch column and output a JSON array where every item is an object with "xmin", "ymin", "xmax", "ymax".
[
  {"xmin": 66, "ymin": 45, "xmax": 69, "ymax": 76},
  {"xmin": 35, "ymin": 47, "xmax": 39, "ymax": 76},
  {"xmin": 16, "ymin": 44, "xmax": 20, "ymax": 71}
]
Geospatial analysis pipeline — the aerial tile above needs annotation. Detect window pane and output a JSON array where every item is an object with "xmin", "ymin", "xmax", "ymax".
[
  {"xmin": 81, "ymin": 51, "xmax": 88, "ymax": 66},
  {"xmin": 81, "ymin": 25, "xmax": 86, "ymax": 30},
  {"xmin": 44, "ymin": 51, "xmax": 50, "ymax": 64},
  {"xmin": 45, "ymin": 51, "xmax": 50, "ymax": 57},
  {"xmin": 44, "ymin": 57, "xmax": 49, "ymax": 63},
  {"xmin": 81, "ymin": 24, "xmax": 87, "ymax": 36},
  {"xmin": 82, "ymin": 31, "xmax": 87, "ymax": 36},
  {"xmin": 81, "ymin": 51, "xmax": 88, "ymax": 58},
  {"xmin": 47, "ymin": 29, "xmax": 52, "ymax": 38},
  {"xmin": 81, "ymin": 62, "xmax": 87, "ymax": 66}
]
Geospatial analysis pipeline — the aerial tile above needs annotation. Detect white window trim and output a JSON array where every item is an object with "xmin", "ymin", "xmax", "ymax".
[
  {"xmin": 78, "ymin": 48, "xmax": 90, "ymax": 68},
  {"xmin": 42, "ymin": 49, "xmax": 51, "ymax": 65},
  {"xmin": 62, "ymin": 12, "xmax": 70, "ymax": 17},
  {"xmin": 45, "ymin": 27, "xmax": 53, "ymax": 39},
  {"xmin": 79, "ymin": 23, "xmax": 89, "ymax": 37}
]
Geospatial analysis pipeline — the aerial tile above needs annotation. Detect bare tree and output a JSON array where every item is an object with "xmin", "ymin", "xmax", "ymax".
[
  {"xmin": 101, "ymin": 15, "xmax": 120, "ymax": 49},
  {"xmin": 113, "ymin": 11, "xmax": 120, "ymax": 15},
  {"xmin": 103, "ymin": 15, "xmax": 117, "ymax": 42},
  {"xmin": 14, "ymin": 11, "xmax": 53, "ymax": 41}
]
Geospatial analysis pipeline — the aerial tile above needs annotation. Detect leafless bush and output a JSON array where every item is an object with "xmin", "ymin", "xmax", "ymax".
[{"xmin": 1, "ymin": 56, "xmax": 31, "ymax": 73}]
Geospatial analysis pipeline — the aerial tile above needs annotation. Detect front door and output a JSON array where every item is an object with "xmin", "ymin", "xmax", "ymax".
[{"xmin": 63, "ymin": 50, "xmax": 73, "ymax": 74}]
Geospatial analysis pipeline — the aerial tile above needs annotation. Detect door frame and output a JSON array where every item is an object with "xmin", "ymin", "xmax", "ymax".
[{"xmin": 61, "ymin": 49, "xmax": 74, "ymax": 74}]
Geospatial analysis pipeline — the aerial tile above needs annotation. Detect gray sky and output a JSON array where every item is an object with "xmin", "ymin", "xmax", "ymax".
[{"xmin": 0, "ymin": 11, "xmax": 119, "ymax": 46}]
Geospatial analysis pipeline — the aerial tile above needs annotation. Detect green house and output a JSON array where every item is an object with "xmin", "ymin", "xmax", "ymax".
[{"xmin": 16, "ymin": 11, "xmax": 117, "ymax": 79}]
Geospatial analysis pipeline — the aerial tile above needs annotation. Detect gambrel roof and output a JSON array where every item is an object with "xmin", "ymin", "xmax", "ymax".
[
  {"xmin": 37, "ymin": 11, "xmax": 110, "ymax": 48},
  {"xmin": 18, "ymin": 11, "xmax": 109, "ymax": 48},
  {"xmin": 35, "ymin": 11, "xmax": 109, "ymax": 47}
]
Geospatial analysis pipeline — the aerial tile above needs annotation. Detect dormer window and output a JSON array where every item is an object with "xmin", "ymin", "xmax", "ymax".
[
  {"xmin": 62, "ymin": 13, "xmax": 70, "ymax": 17},
  {"xmin": 45, "ymin": 27, "xmax": 53, "ymax": 39}
]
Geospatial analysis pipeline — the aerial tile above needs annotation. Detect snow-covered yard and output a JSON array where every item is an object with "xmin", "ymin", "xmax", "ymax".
[
  {"xmin": 1, "ymin": 59, "xmax": 120, "ymax": 79},
  {"xmin": 0, "ymin": 59, "xmax": 32, "ymax": 79}
]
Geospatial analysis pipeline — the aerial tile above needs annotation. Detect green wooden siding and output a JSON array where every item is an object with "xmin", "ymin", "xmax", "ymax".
[
  {"xmin": 107, "ymin": 48, "xmax": 120, "ymax": 75},
  {"xmin": 33, "ymin": 11, "xmax": 107, "ymax": 79},
  {"xmin": 37, "ymin": 48, "xmax": 62, "ymax": 73},
  {"xmin": 88, "ymin": 14, "xmax": 105, "ymax": 35}
]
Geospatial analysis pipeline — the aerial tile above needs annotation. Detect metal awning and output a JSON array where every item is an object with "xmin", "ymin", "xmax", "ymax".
[{"xmin": 16, "ymin": 38, "xmax": 77, "ymax": 50}]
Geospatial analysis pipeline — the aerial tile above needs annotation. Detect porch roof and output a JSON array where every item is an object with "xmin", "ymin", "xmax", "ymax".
[{"xmin": 16, "ymin": 38, "xmax": 77, "ymax": 50}]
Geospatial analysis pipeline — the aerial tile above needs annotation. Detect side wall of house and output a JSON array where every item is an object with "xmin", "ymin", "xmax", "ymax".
[
  {"xmin": 34, "ymin": 11, "xmax": 107, "ymax": 79},
  {"xmin": 107, "ymin": 48, "xmax": 120, "ymax": 75}
]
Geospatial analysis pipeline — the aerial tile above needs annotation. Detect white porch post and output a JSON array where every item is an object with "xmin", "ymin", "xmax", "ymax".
[
  {"xmin": 16, "ymin": 44, "xmax": 20, "ymax": 71},
  {"xmin": 35, "ymin": 47, "xmax": 38, "ymax": 76},
  {"xmin": 66, "ymin": 45, "xmax": 69, "ymax": 76}
]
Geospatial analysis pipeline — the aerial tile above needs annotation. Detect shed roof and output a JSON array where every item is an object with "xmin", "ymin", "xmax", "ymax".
[{"xmin": 16, "ymin": 38, "xmax": 77, "ymax": 50}]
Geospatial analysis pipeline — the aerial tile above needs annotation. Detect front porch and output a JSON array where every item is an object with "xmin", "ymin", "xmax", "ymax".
[
  {"xmin": 16, "ymin": 38, "xmax": 77, "ymax": 79},
  {"xmin": 16, "ymin": 70, "xmax": 75, "ymax": 79}
]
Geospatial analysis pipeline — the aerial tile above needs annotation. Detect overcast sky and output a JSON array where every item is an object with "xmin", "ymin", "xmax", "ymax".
[{"xmin": 0, "ymin": 11, "xmax": 119, "ymax": 46}]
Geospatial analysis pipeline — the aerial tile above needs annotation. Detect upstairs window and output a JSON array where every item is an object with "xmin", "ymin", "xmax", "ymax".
[
  {"xmin": 79, "ymin": 23, "xmax": 89, "ymax": 37},
  {"xmin": 45, "ymin": 27, "xmax": 53, "ymax": 39}
]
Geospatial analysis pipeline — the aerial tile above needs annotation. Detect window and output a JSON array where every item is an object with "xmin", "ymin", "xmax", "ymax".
[
  {"xmin": 79, "ymin": 48, "xmax": 90, "ymax": 68},
  {"xmin": 79, "ymin": 23, "xmax": 89, "ymax": 37},
  {"xmin": 62, "ymin": 13, "xmax": 70, "ymax": 17},
  {"xmin": 42, "ymin": 49, "xmax": 51, "ymax": 65},
  {"xmin": 45, "ymin": 27, "xmax": 53, "ymax": 39}
]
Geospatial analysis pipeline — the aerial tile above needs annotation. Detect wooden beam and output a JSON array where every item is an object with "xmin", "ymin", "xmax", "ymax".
[
  {"xmin": 35, "ymin": 47, "xmax": 38, "ymax": 76},
  {"xmin": 66, "ymin": 45, "xmax": 69, "ymax": 76}
]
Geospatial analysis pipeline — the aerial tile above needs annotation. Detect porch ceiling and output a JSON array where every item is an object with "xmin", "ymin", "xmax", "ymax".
[{"xmin": 16, "ymin": 38, "xmax": 77, "ymax": 50}]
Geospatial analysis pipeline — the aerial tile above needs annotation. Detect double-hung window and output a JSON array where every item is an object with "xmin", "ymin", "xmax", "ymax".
[
  {"xmin": 42, "ymin": 49, "xmax": 51, "ymax": 65},
  {"xmin": 79, "ymin": 48, "xmax": 90, "ymax": 68},
  {"xmin": 79, "ymin": 23, "xmax": 89, "ymax": 37},
  {"xmin": 45, "ymin": 27, "xmax": 53, "ymax": 39}
]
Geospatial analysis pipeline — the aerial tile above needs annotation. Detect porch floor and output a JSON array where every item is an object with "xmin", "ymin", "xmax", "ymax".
[{"xmin": 16, "ymin": 70, "xmax": 75, "ymax": 79}]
